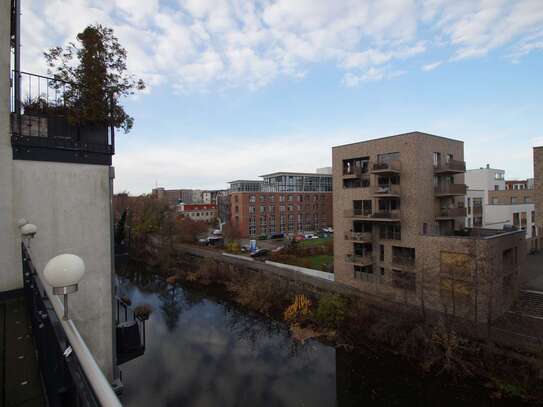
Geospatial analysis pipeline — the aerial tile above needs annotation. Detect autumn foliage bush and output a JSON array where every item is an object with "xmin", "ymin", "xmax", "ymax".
[{"xmin": 283, "ymin": 295, "xmax": 313, "ymax": 325}]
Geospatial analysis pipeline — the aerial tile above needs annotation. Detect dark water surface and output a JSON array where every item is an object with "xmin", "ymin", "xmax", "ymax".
[{"xmin": 117, "ymin": 267, "xmax": 504, "ymax": 407}]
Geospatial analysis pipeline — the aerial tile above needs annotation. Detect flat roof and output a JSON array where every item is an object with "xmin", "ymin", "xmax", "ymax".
[
  {"xmin": 466, "ymin": 167, "xmax": 504, "ymax": 172},
  {"xmin": 259, "ymin": 171, "xmax": 332, "ymax": 178},
  {"xmin": 228, "ymin": 180, "xmax": 263, "ymax": 184},
  {"xmin": 332, "ymin": 131, "xmax": 464, "ymax": 149}
]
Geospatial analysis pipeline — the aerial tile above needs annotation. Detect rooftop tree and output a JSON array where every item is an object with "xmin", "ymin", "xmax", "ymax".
[{"xmin": 44, "ymin": 24, "xmax": 145, "ymax": 132}]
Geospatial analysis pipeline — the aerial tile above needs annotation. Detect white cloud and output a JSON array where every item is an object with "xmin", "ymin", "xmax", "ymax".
[
  {"xmin": 20, "ymin": 0, "xmax": 543, "ymax": 92},
  {"xmin": 113, "ymin": 132, "xmax": 345, "ymax": 193},
  {"xmin": 422, "ymin": 60, "xmax": 442, "ymax": 71}
]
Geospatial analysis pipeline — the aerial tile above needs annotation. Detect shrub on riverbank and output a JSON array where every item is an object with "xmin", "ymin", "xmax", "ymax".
[{"xmin": 314, "ymin": 293, "xmax": 348, "ymax": 330}]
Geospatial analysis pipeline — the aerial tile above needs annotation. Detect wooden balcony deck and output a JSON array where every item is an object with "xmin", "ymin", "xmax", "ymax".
[{"xmin": 0, "ymin": 292, "xmax": 45, "ymax": 407}]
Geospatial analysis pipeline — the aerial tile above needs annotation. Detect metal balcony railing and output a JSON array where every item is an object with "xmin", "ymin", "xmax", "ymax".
[
  {"xmin": 344, "ymin": 209, "xmax": 372, "ymax": 218},
  {"xmin": 434, "ymin": 159, "xmax": 466, "ymax": 174},
  {"xmin": 343, "ymin": 165, "xmax": 369, "ymax": 176},
  {"xmin": 371, "ymin": 184, "xmax": 401, "ymax": 196},
  {"xmin": 434, "ymin": 184, "xmax": 467, "ymax": 196},
  {"xmin": 392, "ymin": 255, "xmax": 416, "ymax": 267},
  {"xmin": 21, "ymin": 243, "xmax": 122, "ymax": 407},
  {"xmin": 354, "ymin": 272, "xmax": 384, "ymax": 284},
  {"xmin": 371, "ymin": 160, "xmax": 401, "ymax": 173},
  {"xmin": 10, "ymin": 70, "xmax": 115, "ymax": 165},
  {"xmin": 371, "ymin": 210, "xmax": 401, "ymax": 220},
  {"xmin": 437, "ymin": 207, "xmax": 467, "ymax": 218},
  {"xmin": 115, "ymin": 296, "xmax": 147, "ymax": 365},
  {"xmin": 345, "ymin": 253, "xmax": 373, "ymax": 265},
  {"xmin": 344, "ymin": 231, "xmax": 373, "ymax": 241}
]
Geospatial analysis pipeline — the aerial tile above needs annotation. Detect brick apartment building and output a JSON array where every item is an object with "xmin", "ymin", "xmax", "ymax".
[
  {"xmin": 333, "ymin": 132, "xmax": 526, "ymax": 322},
  {"xmin": 228, "ymin": 172, "xmax": 333, "ymax": 238}
]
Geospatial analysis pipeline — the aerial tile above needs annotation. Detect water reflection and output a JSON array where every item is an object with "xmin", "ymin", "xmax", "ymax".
[
  {"xmin": 117, "ymin": 265, "xmax": 501, "ymax": 407},
  {"xmin": 117, "ymin": 267, "xmax": 336, "ymax": 407}
]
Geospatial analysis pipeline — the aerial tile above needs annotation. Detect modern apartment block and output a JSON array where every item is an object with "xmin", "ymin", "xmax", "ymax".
[
  {"xmin": 465, "ymin": 167, "xmax": 538, "ymax": 250},
  {"xmin": 228, "ymin": 171, "xmax": 333, "ymax": 238},
  {"xmin": 333, "ymin": 132, "xmax": 526, "ymax": 322}
]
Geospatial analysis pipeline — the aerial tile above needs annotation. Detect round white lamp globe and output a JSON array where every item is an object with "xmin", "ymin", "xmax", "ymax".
[
  {"xmin": 43, "ymin": 254, "xmax": 86, "ymax": 320},
  {"xmin": 17, "ymin": 218, "xmax": 28, "ymax": 228},
  {"xmin": 21, "ymin": 223, "xmax": 37, "ymax": 238},
  {"xmin": 43, "ymin": 254, "xmax": 86, "ymax": 294}
]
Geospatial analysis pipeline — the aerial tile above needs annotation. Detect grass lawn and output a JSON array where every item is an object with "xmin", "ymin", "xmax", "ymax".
[
  {"xmin": 281, "ymin": 254, "xmax": 334, "ymax": 270},
  {"xmin": 297, "ymin": 238, "xmax": 332, "ymax": 248}
]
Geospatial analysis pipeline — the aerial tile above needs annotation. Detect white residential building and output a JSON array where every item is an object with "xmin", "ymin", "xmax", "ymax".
[{"xmin": 465, "ymin": 166, "xmax": 537, "ymax": 247}]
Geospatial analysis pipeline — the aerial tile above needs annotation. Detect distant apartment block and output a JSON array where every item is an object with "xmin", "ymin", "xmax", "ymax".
[
  {"xmin": 176, "ymin": 202, "xmax": 217, "ymax": 222},
  {"xmin": 506, "ymin": 179, "xmax": 534, "ymax": 190},
  {"xmin": 465, "ymin": 167, "xmax": 538, "ymax": 250},
  {"xmin": 152, "ymin": 187, "xmax": 208, "ymax": 205},
  {"xmin": 228, "ymin": 171, "xmax": 333, "ymax": 238},
  {"xmin": 333, "ymin": 132, "xmax": 525, "ymax": 322}
]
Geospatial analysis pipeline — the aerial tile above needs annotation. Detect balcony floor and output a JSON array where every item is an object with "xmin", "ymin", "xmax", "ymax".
[{"xmin": 0, "ymin": 293, "xmax": 45, "ymax": 407}]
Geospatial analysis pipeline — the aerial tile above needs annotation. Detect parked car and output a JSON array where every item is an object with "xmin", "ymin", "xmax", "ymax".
[
  {"xmin": 250, "ymin": 248, "xmax": 269, "ymax": 258},
  {"xmin": 295, "ymin": 234, "xmax": 305, "ymax": 241},
  {"xmin": 270, "ymin": 232, "xmax": 285, "ymax": 240},
  {"xmin": 304, "ymin": 233, "xmax": 319, "ymax": 239}
]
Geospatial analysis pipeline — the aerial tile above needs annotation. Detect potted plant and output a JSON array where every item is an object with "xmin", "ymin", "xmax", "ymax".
[{"xmin": 41, "ymin": 24, "xmax": 145, "ymax": 143}]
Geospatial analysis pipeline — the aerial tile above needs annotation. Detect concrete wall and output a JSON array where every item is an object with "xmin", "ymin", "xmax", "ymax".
[
  {"xmin": 0, "ymin": 0, "xmax": 114, "ymax": 380},
  {"xmin": 12, "ymin": 161, "xmax": 114, "ymax": 378},
  {"xmin": 0, "ymin": 0, "xmax": 21, "ymax": 291},
  {"xmin": 484, "ymin": 203, "xmax": 535, "ymax": 238}
]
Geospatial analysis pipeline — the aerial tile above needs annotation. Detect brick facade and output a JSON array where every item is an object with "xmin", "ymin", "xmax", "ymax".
[
  {"xmin": 488, "ymin": 189, "xmax": 534, "ymax": 205},
  {"xmin": 333, "ymin": 132, "xmax": 526, "ymax": 322},
  {"xmin": 229, "ymin": 191, "xmax": 332, "ymax": 238}
]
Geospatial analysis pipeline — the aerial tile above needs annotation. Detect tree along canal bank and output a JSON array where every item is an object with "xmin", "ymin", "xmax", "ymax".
[{"xmin": 122, "ymin": 242, "xmax": 543, "ymax": 404}]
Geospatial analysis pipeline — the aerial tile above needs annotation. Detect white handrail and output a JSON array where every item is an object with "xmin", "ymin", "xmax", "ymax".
[{"xmin": 41, "ymin": 275, "xmax": 122, "ymax": 407}]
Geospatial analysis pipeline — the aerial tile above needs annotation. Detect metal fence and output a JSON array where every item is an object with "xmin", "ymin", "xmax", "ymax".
[
  {"xmin": 10, "ymin": 70, "xmax": 115, "ymax": 164},
  {"xmin": 21, "ymin": 243, "xmax": 121, "ymax": 407}
]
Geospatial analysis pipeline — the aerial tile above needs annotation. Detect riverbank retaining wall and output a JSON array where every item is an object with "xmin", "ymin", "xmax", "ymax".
[{"xmin": 173, "ymin": 244, "xmax": 543, "ymax": 354}]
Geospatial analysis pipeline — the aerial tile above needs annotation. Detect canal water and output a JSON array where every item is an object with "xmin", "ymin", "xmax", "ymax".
[{"xmin": 117, "ymin": 267, "xmax": 505, "ymax": 407}]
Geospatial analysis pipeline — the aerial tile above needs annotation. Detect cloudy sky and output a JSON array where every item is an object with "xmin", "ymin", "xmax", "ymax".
[{"xmin": 21, "ymin": 0, "xmax": 543, "ymax": 194}]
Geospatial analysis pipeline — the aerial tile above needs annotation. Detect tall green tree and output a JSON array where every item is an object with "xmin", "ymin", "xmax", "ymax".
[{"xmin": 44, "ymin": 24, "xmax": 145, "ymax": 132}]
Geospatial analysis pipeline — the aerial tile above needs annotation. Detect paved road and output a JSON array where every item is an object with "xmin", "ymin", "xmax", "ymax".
[{"xmin": 521, "ymin": 251, "xmax": 543, "ymax": 291}]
